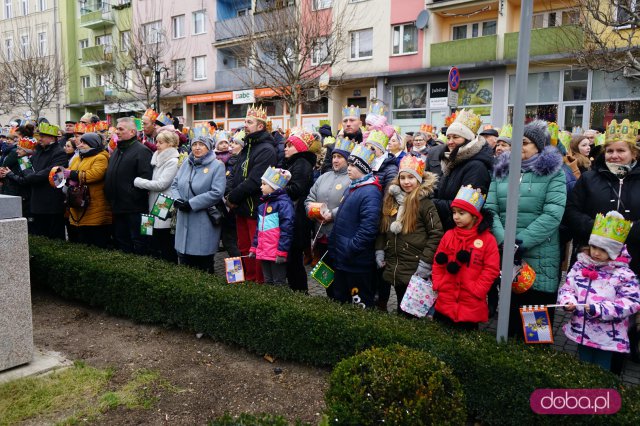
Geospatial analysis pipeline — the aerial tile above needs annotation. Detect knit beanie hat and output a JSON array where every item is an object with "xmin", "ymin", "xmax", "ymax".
[
  {"xmin": 287, "ymin": 129, "xmax": 314, "ymax": 153},
  {"xmin": 319, "ymin": 124, "xmax": 332, "ymax": 138},
  {"xmin": 450, "ymin": 185, "xmax": 486, "ymax": 218},
  {"xmin": 589, "ymin": 211, "xmax": 632, "ymax": 260},
  {"xmin": 348, "ymin": 144, "xmax": 375, "ymax": 175},
  {"xmin": 80, "ymin": 132, "xmax": 103, "ymax": 149},
  {"xmin": 523, "ymin": 120, "xmax": 550, "ymax": 153},
  {"xmin": 192, "ymin": 136, "xmax": 213, "ymax": 151}
]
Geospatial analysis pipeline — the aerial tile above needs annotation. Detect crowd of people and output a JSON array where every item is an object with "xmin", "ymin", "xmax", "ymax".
[{"xmin": 1, "ymin": 104, "xmax": 640, "ymax": 374}]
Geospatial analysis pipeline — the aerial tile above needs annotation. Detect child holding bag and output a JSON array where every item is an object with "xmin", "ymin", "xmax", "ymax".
[
  {"xmin": 558, "ymin": 211, "xmax": 640, "ymax": 371},
  {"xmin": 376, "ymin": 155, "xmax": 443, "ymax": 315},
  {"xmin": 249, "ymin": 167, "xmax": 295, "ymax": 286},
  {"xmin": 432, "ymin": 186, "xmax": 500, "ymax": 329}
]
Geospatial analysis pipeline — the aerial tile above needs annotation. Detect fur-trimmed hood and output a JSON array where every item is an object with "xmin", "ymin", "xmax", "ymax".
[
  {"xmin": 440, "ymin": 136, "xmax": 493, "ymax": 176},
  {"xmin": 493, "ymin": 145, "xmax": 563, "ymax": 179}
]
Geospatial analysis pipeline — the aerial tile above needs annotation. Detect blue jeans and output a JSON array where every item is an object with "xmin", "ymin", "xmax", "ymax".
[{"xmin": 578, "ymin": 345, "xmax": 613, "ymax": 371}]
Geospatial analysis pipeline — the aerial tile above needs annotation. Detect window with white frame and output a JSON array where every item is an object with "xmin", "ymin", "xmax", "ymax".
[
  {"xmin": 349, "ymin": 28, "xmax": 373, "ymax": 60},
  {"xmin": 532, "ymin": 9, "xmax": 579, "ymax": 29},
  {"xmin": 392, "ymin": 23, "xmax": 418, "ymax": 55},
  {"xmin": 120, "ymin": 31, "xmax": 130, "ymax": 52},
  {"xmin": 21, "ymin": 0, "xmax": 28, "ymax": 16},
  {"xmin": 173, "ymin": 58, "xmax": 186, "ymax": 82},
  {"xmin": 172, "ymin": 15, "xmax": 185, "ymax": 39},
  {"xmin": 79, "ymin": 38, "xmax": 89, "ymax": 50},
  {"xmin": 311, "ymin": 37, "xmax": 330, "ymax": 65},
  {"xmin": 96, "ymin": 73, "xmax": 108, "ymax": 87},
  {"xmin": 193, "ymin": 10, "xmax": 206, "ymax": 35},
  {"xmin": 81, "ymin": 75, "xmax": 90, "ymax": 89},
  {"xmin": 38, "ymin": 32, "xmax": 47, "ymax": 56},
  {"xmin": 38, "ymin": 0, "xmax": 47, "ymax": 12},
  {"xmin": 144, "ymin": 20, "xmax": 163, "ymax": 44},
  {"xmin": 20, "ymin": 34, "xmax": 29, "ymax": 58},
  {"xmin": 5, "ymin": 37, "xmax": 13, "ymax": 61},
  {"xmin": 95, "ymin": 34, "xmax": 112, "ymax": 53},
  {"xmin": 4, "ymin": 0, "xmax": 12, "ymax": 19},
  {"xmin": 615, "ymin": 1, "xmax": 639, "ymax": 26},
  {"xmin": 193, "ymin": 56, "xmax": 206, "ymax": 80},
  {"xmin": 312, "ymin": 0, "xmax": 331, "ymax": 10},
  {"xmin": 452, "ymin": 20, "xmax": 496, "ymax": 40}
]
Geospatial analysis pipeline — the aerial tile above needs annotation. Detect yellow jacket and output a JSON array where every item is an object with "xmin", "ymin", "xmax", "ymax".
[{"xmin": 68, "ymin": 150, "xmax": 112, "ymax": 226}]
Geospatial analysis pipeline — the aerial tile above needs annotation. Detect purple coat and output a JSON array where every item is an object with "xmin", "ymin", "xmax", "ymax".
[{"xmin": 557, "ymin": 248, "xmax": 640, "ymax": 353}]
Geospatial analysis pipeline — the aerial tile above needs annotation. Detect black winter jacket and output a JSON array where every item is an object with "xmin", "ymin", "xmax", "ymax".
[
  {"xmin": 227, "ymin": 130, "xmax": 277, "ymax": 218},
  {"xmin": 104, "ymin": 138, "xmax": 153, "ymax": 214},
  {"xmin": 18, "ymin": 142, "xmax": 68, "ymax": 214},
  {"xmin": 565, "ymin": 155, "xmax": 640, "ymax": 274},
  {"xmin": 373, "ymin": 153, "xmax": 398, "ymax": 191},
  {"xmin": 284, "ymin": 150, "xmax": 316, "ymax": 250},
  {"xmin": 432, "ymin": 138, "xmax": 493, "ymax": 230},
  {"xmin": 0, "ymin": 144, "xmax": 21, "ymax": 196}
]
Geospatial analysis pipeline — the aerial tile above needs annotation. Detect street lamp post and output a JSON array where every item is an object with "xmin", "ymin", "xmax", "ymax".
[{"xmin": 141, "ymin": 61, "xmax": 172, "ymax": 112}]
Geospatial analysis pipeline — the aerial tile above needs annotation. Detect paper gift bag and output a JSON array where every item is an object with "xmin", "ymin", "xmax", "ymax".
[
  {"xmin": 520, "ymin": 305, "xmax": 554, "ymax": 344},
  {"xmin": 310, "ymin": 259, "xmax": 334, "ymax": 288},
  {"xmin": 140, "ymin": 214, "xmax": 155, "ymax": 236},
  {"xmin": 150, "ymin": 193, "xmax": 175, "ymax": 220},
  {"xmin": 400, "ymin": 275, "xmax": 437, "ymax": 318},
  {"xmin": 225, "ymin": 257, "xmax": 245, "ymax": 283}
]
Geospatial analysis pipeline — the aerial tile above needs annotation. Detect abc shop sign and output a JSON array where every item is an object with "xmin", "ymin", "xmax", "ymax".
[{"xmin": 233, "ymin": 90, "xmax": 255, "ymax": 105}]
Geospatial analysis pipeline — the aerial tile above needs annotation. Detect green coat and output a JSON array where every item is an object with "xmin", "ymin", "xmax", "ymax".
[
  {"xmin": 485, "ymin": 147, "xmax": 567, "ymax": 293},
  {"xmin": 376, "ymin": 173, "xmax": 444, "ymax": 287}
]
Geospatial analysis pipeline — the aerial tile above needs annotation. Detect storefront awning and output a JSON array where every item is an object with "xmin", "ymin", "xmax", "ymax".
[{"xmin": 186, "ymin": 87, "xmax": 279, "ymax": 104}]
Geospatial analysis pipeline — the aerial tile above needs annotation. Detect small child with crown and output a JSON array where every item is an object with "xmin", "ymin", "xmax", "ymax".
[
  {"xmin": 248, "ymin": 167, "xmax": 295, "ymax": 285},
  {"xmin": 558, "ymin": 211, "xmax": 640, "ymax": 371},
  {"xmin": 432, "ymin": 185, "xmax": 500, "ymax": 329}
]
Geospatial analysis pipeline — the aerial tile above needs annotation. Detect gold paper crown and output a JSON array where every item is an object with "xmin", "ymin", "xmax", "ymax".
[
  {"xmin": 499, "ymin": 124, "xmax": 512, "ymax": 139},
  {"xmin": 143, "ymin": 108, "xmax": 159, "ymax": 122},
  {"xmin": 548, "ymin": 122, "xmax": 559, "ymax": 146},
  {"xmin": 606, "ymin": 119, "xmax": 638, "ymax": 145},
  {"xmin": 453, "ymin": 185, "xmax": 486, "ymax": 211},
  {"xmin": 399, "ymin": 155, "xmax": 425, "ymax": 177},
  {"xmin": 452, "ymin": 109, "xmax": 481, "ymax": 134},
  {"xmin": 342, "ymin": 105, "xmax": 360, "ymax": 119},
  {"xmin": 17, "ymin": 137, "xmax": 37, "ymax": 151},
  {"xmin": 246, "ymin": 104, "xmax": 268, "ymax": 122},
  {"xmin": 592, "ymin": 211, "xmax": 632, "ymax": 244},
  {"xmin": 85, "ymin": 123, "xmax": 96, "ymax": 133},
  {"xmin": 365, "ymin": 130, "xmax": 389, "ymax": 150},
  {"xmin": 36, "ymin": 122, "xmax": 59, "ymax": 137},
  {"xmin": 261, "ymin": 166, "xmax": 291, "ymax": 189},
  {"xmin": 323, "ymin": 136, "xmax": 336, "ymax": 147},
  {"xmin": 368, "ymin": 101, "xmax": 386, "ymax": 117},
  {"xmin": 288, "ymin": 128, "xmax": 315, "ymax": 147},
  {"xmin": 73, "ymin": 122, "xmax": 87, "ymax": 134},
  {"xmin": 95, "ymin": 121, "xmax": 109, "ymax": 132},
  {"xmin": 420, "ymin": 124, "xmax": 434, "ymax": 133},
  {"xmin": 333, "ymin": 137, "xmax": 355, "ymax": 153},
  {"xmin": 349, "ymin": 144, "xmax": 375, "ymax": 166}
]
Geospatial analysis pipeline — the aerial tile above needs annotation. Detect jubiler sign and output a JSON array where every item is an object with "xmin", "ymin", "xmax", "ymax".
[{"xmin": 233, "ymin": 90, "xmax": 255, "ymax": 104}]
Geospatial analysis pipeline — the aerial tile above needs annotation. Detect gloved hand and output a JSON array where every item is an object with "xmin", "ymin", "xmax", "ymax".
[
  {"xmin": 375, "ymin": 250, "xmax": 385, "ymax": 269},
  {"xmin": 248, "ymin": 252, "xmax": 256, "ymax": 258},
  {"xmin": 174, "ymin": 199, "xmax": 192, "ymax": 212},
  {"xmin": 63, "ymin": 168, "xmax": 71, "ymax": 179},
  {"xmin": 414, "ymin": 260, "xmax": 432, "ymax": 279},
  {"xmin": 275, "ymin": 255, "xmax": 286, "ymax": 264},
  {"xmin": 514, "ymin": 239, "xmax": 525, "ymax": 264}
]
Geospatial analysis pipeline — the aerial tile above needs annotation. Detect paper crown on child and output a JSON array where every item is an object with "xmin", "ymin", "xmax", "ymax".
[
  {"xmin": 589, "ymin": 211, "xmax": 632, "ymax": 260},
  {"xmin": 499, "ymin": 124, "xmax": 512, "ymax": 139},
  {"xmin": 451, "ymin": 185, "xmax": 485, "ymax": 217},
  {"xmin": 232, "ymin": 129, "xmax": 246, "ymax": 144},
  {"xmin": 261, "ymin": 167, "xmax": 291, "ymax": 190},
  {"xmin": 399, "ymin": 155, "xmax": 426, "ymax": 183},
  {"xmin": 73, "ymin": 122, "xmax": 87, "ymax": 134},
  {"xmin": 342, "ymin": 105, "xmax": 361, "ymax": 119},
  {"xmin": 547, "ymin": 122, "xmax": 559, "ymax": 146},
  {"xmin": 446, "ymin": 109, "xmax": 482, "ymax": 141},
  {"xmin": 95, "ymin": 121, "xmax": 109, "ymax": 132},
  {"xmin": 364, "ymin": 130, "xmax": 389, "ymax": 152},
  {"xmin": 420, "ymin": 124, "xmax": 434, "ymax": 134},
  {"xmin": 155, "ymin": 112, "xmax": 172, "ymax": 127},
  {"xmin": 215, "ymin": 130, "xmax": 231, "ymax": 144},
  {"xmin": 605, "ymin": 119, "xmax": 638, "ymax": 145},
  {"xmin": 143, "ymin": 108, "xmax": 159, "ymax": 122},
  {"xmin": 332, "ymin": 137, "xmax": 355, "ymax": 159},
  {"xmin": 368, "ymin": 101, "xmax": 386, "ymax": 117},
  {"xmin": 348, "ymin": 144, "xmax": 375, "ymax": 174},
  {"xmin": 36, "ymin": 122, "xmax": 59, "ymax": 137},
  {"xmin": 246, "ymin": 104, "xmax": 268, "ymax": 122},
  {"xmin": 17, "ymin": 137, "xmax": 37, "ymax": 153}
]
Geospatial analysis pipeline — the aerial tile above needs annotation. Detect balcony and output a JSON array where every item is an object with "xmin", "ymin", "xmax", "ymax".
[
  {"xmin": 504, "ymin": 26, "xmax": 584, "ymax": 60},
  {"xmin": 215, "ymin": 68, "xmax": 254, "ymax": 91},
  {"xmin": 81, "ymin": 45, "xmax": 113, "ymax": 67},
  {"xmin": 83, "ymin": 86, "xmax": 106, "ymax": 103},
  {"xmin": 214, "ymin": 15, "xmax": 252, "ymax": 45},
  {"xmin": 80, "ymin": 1, "xmax": 114, "ymax": 30},
  {"xmin": 430, "ymin": 35, "xmax": 497, "ymax": 67}
]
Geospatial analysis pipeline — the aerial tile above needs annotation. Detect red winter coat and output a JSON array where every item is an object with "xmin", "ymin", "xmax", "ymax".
[{"xmin": 432, "ymin": 215, "xmax": 500, "ymax": 323}]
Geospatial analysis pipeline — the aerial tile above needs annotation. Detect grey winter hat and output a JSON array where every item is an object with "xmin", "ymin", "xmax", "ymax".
[
  {"xmin": 192, "ymin": 135, "xmax": 213, "ymax": 151},
  {"xmin": 80, "ymin": 132, "xmax": 103, "ymax": 149},
  {"xmin": 523, "ymin": 120, "xmax": 550, "ymax": 153}
]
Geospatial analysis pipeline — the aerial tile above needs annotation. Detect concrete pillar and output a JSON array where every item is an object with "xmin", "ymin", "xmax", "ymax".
[{"xmin": 0, "ymin": 195, "xmax": 33, "ymax": 371}]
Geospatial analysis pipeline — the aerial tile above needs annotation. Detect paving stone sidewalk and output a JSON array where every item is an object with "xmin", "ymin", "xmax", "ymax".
[{"xmin": 213, "ymin": 252, "xmax": 640, "ymax": 386}]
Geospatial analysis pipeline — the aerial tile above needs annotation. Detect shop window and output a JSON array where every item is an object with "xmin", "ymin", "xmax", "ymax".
[
  {"xmin": 508, "ymin": 72, "xmax": 560, "ymax": 104},
  {"xmin": 228, "ymin": 103, "xmax": 249, "ymax": 118},
  {"xmin": 591, "ymin": 70, "xmax": 640, "ymax": 100},
  {"xmin": 590, "ymin": 101, "xmax": 640, "ymax": 129},
  {"xmin": 303, "ymin": 97, "xmax": 328, "ymax": 114},
  {"xmin": 507, "ymin": 104, "xmax": 558, "ymax": 125},
  {"xmin": 215, "ymin": 101, "xmax": 226, "ymax": 118},
  {"xmin": 261, "ymin": 99, "xmax": 284, "ymax": 116},
  {"xmin": 194, "ymin": 102, "xmax": 214, "ymax": 121},
  {"xmin": 563, "ymin": 69, "xmax": 588, "ymax": 101},
  {"xmin": 392, "ymin": 84, "xmax": 426, "ymax": 119}
]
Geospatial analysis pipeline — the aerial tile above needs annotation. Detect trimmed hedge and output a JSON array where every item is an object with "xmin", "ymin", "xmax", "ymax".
[
  {"xmin": 29, "ymin": 237, "xmax": 640, "ymax": 425},
  {"xmin": 325, "ymin": 345, "xmax": 466, "ymax": 425}
]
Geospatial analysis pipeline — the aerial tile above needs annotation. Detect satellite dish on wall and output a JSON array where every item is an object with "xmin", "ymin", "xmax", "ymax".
[{"xmin": 416, "ymin": 10, "xmax": 430, "ymax": 30}]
